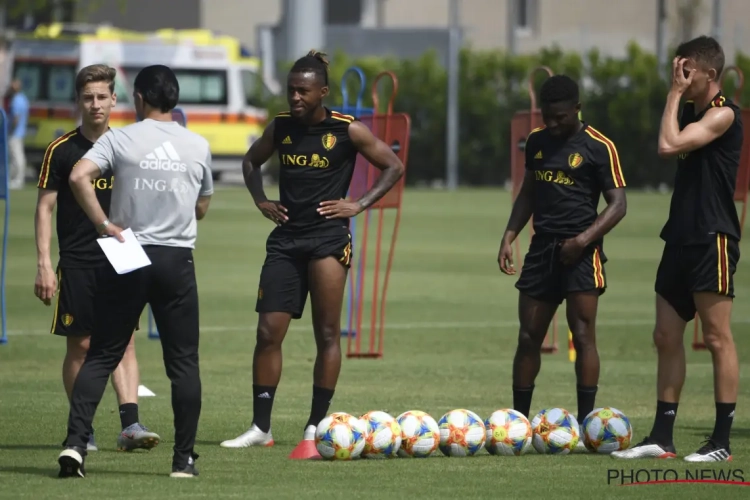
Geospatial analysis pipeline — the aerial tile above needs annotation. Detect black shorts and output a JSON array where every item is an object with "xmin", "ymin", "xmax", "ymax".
[
  {"xmin": 92, "ymin": 246, "xmax": 197, "ymax": 344},
  {"xmin": 51, "ymin": 265, "xmax": 141, "ymax": 337},
  {"xmin": 255, "ymin": 230, "xmax": 352, "ymax": 319},
  {"xmin": 515, "ymin": 235, "xmax": 607, "ymax": 305},
  {"xmin": 655, "ymin": 234, "xmax": 740, "ymax": 322}
]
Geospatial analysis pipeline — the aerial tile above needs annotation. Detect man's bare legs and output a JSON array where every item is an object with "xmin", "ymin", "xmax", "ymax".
[
  {"xmin": 304, "ymin": 256, "xmax": 348, "ymax": 433},
  {"xmin": 694, "ymin": 292, "xmax": 738, "ymax": 451},
  {"xmin": 512, "ymin": 293, "xmax": 559, "ymax": 418}
]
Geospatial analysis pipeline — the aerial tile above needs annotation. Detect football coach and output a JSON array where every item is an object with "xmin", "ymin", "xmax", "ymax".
[{"xmin": 58, "ymin": 64, "xmax": 213, "ymax": 479}]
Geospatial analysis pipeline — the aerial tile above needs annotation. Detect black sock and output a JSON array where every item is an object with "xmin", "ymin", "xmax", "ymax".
[
  {"xmin": 650, "ymin": 400, "xmax": 678, "ymax": 445},
  {"xmin": 576, "ymin": 385, "xmax": 598, "ymax": 424},
  {"xmin": 513, "ymin": 385, "xmax": 535, "ymax": 418},
  {"xmin": 119, "ymin": 403, "xmax": 139, "ymax": 429},
  {"xmin": 305, "ymin": 386, "xmax": 335, "ymax": 429},
  {"xmin": 252, "ymin": 385, "xmax": 277, "ymax": 433},
  {"xmin": 711, "ymin": 402, "xmax": 736, "ymax": 446}
]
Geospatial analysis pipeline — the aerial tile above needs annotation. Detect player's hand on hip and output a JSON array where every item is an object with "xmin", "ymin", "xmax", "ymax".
[
  {"xmin": 498, "ymin": 242, "xmax": 515, "ymax": 275},
  {"xmin": 100, "ymin": 222, "xmax": 125, "ymax": 242},
  {"xmin": 257, "ymin": 200, "xmax": 288, "ymax": 225},
  {"xmin": 34, "ymin": 267, "xmax": 57, "ymax": 306},
  {"xmin": 317, "ymin": 199, "xmax": 364, "ymax": 219},
  {"xmin": 559, "ymin": 236, "xmax": 586, "ymax": 266},
  {"xmin": 671, "ymin": 57, "xmax": 695, "ymax": 94}
]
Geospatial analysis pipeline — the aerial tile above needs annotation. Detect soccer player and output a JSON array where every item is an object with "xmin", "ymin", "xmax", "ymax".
[
  {"xmin": 221, "ymin": 50, "xmax": 404, "ymax": 457},
  {"xmin": 58, "ymin": 64, "xmax": 213, "ymax": 478},
  {"xmin": 613, "ymin": 36, "xmax": 742, "ymax": 462},
  {"xmin": 497, "ymin": 75, "xmax": 627, "ymax": 442},
  {"xmin": 34, "ymin": 64, "xmax": 159, "ymax": 452}
]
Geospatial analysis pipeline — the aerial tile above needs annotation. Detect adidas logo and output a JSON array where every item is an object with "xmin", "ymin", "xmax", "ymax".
[
  {"xmin": 282, "ymin": 136, "xmax": 292, "ymax": 144},
  {"xmin": 257, "ymin": 392, "xmax": 271, "ymax": 399},
  {"xmin": 728, "ymin": 410, "xmax": 735, "ymax": 418},
  {"xmin": 534, "ymin": 151, "xmax": 543, "ymax": 159},
  {"xmin": 664, "ymin": 410, "xmax": 675, "ymax": 416},
  {"xmin": 140, "ymin": 141, "xmax": 187, "ymax": 172}
]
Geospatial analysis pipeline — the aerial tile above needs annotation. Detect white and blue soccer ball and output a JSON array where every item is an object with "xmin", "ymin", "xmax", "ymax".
[
  {"xmin": 530, "ymin": 407, "xmax": 579, "ymax": 455},
  {"xmin": 396, "ymin": 410, "xmax": 440, "ymax": 458},
  {"xmin": 484, "ymin": 409, "xmax": 533, "ymax": 456},
  {"xmin": 437, "ymin": 409, "xmax": 486, "ymax": 457},
  {"xmin": 359, "ymin": 411, "xmax": 401, "ymax": 459},
  {"xmin": 582, "ymin": 407, "xmax": 633, "ymax": 454},
  {"xmin": 314, "ymin": 412, "xmax": 367, "ymax": 460}
]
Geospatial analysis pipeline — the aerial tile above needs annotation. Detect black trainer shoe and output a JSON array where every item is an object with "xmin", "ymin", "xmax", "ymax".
[
  {"xmin": 58, "ymin": 446, "xmax": 87, "ymax": 478},
  {"xmin": 170, "ymin": 454, "xmax": 199, "ymax": 478},
  {"xmin": 611, "ymin": 436, "xmax": 677, "ymax": 459},
  {"xmin": 684, "ymin": 437, "xmax": 732, "ymax": 462}
]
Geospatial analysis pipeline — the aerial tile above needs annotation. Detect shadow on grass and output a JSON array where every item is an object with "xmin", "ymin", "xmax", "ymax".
[
  {"xmin": 680, "ymin": 426, "xmax": 750, "ymax": 438},
  {"xmin": 0, "ymin": 466, "xmax": 165, "ymax": 478}
]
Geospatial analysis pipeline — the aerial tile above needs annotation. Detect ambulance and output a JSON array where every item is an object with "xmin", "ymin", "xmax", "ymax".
[{"xmin": 9, "ymin": 23, "xmax": 276, "ymax": 179}]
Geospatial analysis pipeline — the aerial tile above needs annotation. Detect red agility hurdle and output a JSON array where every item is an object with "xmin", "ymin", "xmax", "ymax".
[
  {"xmin": 509, "ymin": 66, "xmax": 563, "ymax": 355},
  {"xmin": 693, "ymin": 66, "xmax": 749, "ymax": 350},
  {"xmin": 345, "ymin": 71, "xmax": 411, "ymax": 359}
]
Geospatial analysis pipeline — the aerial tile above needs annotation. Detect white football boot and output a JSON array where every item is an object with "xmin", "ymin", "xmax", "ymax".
[{"xmin": 220, "ymin": 424, "xmax": 274, "ymax": 448}]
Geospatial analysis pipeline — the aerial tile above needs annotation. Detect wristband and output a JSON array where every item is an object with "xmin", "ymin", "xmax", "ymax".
[{"xmin": 97, "ymin": 219, "xmax": 110, "ymax": 232}]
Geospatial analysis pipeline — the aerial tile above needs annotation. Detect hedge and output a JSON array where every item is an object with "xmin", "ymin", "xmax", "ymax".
[{"xmin": 265, "ymin": 42, "xmax": 750, "ymax": 188}]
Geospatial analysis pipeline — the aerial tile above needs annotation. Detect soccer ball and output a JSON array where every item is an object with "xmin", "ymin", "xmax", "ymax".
[
  {"xmin": 582, "ymin": 407, "xmax": 633, "ymax": 454},
  {"xmin": 396, "ymin": 410, "xmax": 440, "ymax": 458},
  {"xmin": 484, "ymin": 409, "xmax": 533, "ymax": 456},
  {"xmin": 314, "ymin": 412, "xmax": 367, "ymax": 460},
  {"xmin": 530, "ymin": 408, "xmax": 579, "ymax": 455},
  {"xmin": 359, "ymin": 411, "xmax": 402, "ymax": 459},
  {"xmin": 438, "ymin": 409, "xmax": 486, "ymax": 457}
]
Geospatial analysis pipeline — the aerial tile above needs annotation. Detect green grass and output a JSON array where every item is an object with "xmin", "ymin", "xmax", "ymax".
[{"xmin": 0, "ymin": 186, "xmax": 749, "ymax": 499}]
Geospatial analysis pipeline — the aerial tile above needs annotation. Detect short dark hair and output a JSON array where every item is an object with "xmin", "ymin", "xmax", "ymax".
[
  {"xmin": 540, "ymin": 75, "xmax": 580, "ymax": 106},
  {"xmin": 289, "ymin": 50, "xmax": 330, "ymax": 86},
  {"xmin": 133, "ymin": 65, "xmax": 179, "ymax": 112},
  {"xmin": 676, "ymin": 35, "xmax": 725, "ymax": 76},
  {"xmin": 75, "ymin": 64, "xmax": 116, "ymax": 97}
]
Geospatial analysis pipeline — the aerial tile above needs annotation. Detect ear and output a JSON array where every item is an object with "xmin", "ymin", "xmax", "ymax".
[
  {"xmin": 111, "ymin": 92, "xmax": 117, "ymax": 107},
  {"xmin": 321, "ymin": 85, "xmax": 329, "ymax": 99},
  {"xmin": 575, "ymin": 101, "xmax": 582, "ymax": 114},
  {"xmin": 707, "ymin": 67, "xmax": 718, "ymax": 82}
]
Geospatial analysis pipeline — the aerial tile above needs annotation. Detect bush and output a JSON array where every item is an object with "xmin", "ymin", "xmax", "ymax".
[{"xmin": 267, "ymin": 43, "xmax": 749, "ymax": 188}]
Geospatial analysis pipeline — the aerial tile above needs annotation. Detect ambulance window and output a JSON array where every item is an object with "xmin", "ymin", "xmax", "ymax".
[
  {"xmin": 113, "ymin": 76, "xmax": 129, "ymax": 103},
  {"xmin": 48, "ymin": 66, "xmax": 76, "ymax": 102},
  {"xmin": 172, "ymin": 70, "xmax": 227, "ymax": 105},
  {"xmin": 241, "ymin": 70, "xmax": 271, "ymax": 108},
  {"xmin": 13, "ymin": 63, "xmax": 42, "ymax": 100}
]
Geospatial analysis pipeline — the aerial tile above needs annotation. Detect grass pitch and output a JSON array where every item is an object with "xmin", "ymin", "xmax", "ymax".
[{"xmin": 0, "ymin": 186, "xmax": 748, "ymax": 499}]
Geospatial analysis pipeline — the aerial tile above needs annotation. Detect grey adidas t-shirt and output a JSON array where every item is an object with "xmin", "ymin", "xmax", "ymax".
[{"xmin": 83, "ymin": 118, "xmax": 213, "ymax": 249}]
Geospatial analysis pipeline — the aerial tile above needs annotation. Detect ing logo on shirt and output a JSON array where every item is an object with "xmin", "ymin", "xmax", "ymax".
[
  {"xmin": 535, "ymin": 170, "xmax": 575, "ymax": 186},
  {"xmin": 91, "ymin": 176, "xmax": 114, "ymax": 191},
  {"xmin": 281, "ymin": 153, "xmax": 330, "ymax": 169}
]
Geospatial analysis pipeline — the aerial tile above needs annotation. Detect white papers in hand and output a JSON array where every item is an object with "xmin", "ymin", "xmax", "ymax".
[{"xmin": 96, "ymin": 228, "xmax": 152, "ymax": 274}]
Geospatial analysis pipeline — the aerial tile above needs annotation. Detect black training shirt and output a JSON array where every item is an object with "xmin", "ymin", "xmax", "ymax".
[
  {"xmin": 273, "ymin": 107, "xmax": 359, "ymax": 237},
  {"xmin": 659, "ymin": 92, "xmax": 743, "ymax": 245},
  {"xmin": 524, "ymin": 123, "xmax": 626, "ymax": 245},
  {"xmin": 37, "ymin": 128, "xmax": 112, "ymax": 268}
]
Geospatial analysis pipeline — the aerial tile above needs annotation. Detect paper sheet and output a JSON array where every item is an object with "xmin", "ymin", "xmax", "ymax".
[{"xmin": 96, "ymin": 228, "xmax": 152, "ymax": 274}]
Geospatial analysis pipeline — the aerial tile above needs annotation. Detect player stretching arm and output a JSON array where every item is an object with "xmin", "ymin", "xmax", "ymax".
[
  {"xmin": 498, "ymin": 75, "xmax": 627, "ymax": 449},
  {"xmin": 613, "ymin": 36, "xmax": 741, "ymax": 462},
  {"xmin": 33, "ymin": 65, "xmax": 159, "ymax": 453},
  {"xmin": 222, "ymin": 51, "xmax": 403, "ymax": 458}
]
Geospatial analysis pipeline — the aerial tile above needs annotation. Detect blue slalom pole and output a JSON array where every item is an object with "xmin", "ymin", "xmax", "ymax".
[
  {"xmin": 330, "ymin": 67, "xmax": 372, "ymax": 339},
  {"xmin": 0, "ymin": 110, "xmax": 9, "ymax": 345}
]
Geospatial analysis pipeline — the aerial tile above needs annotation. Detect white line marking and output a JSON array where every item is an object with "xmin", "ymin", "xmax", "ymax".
[{"xmin": 5, "ymin": 318, "xmax": 750, "ymax": 337}]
